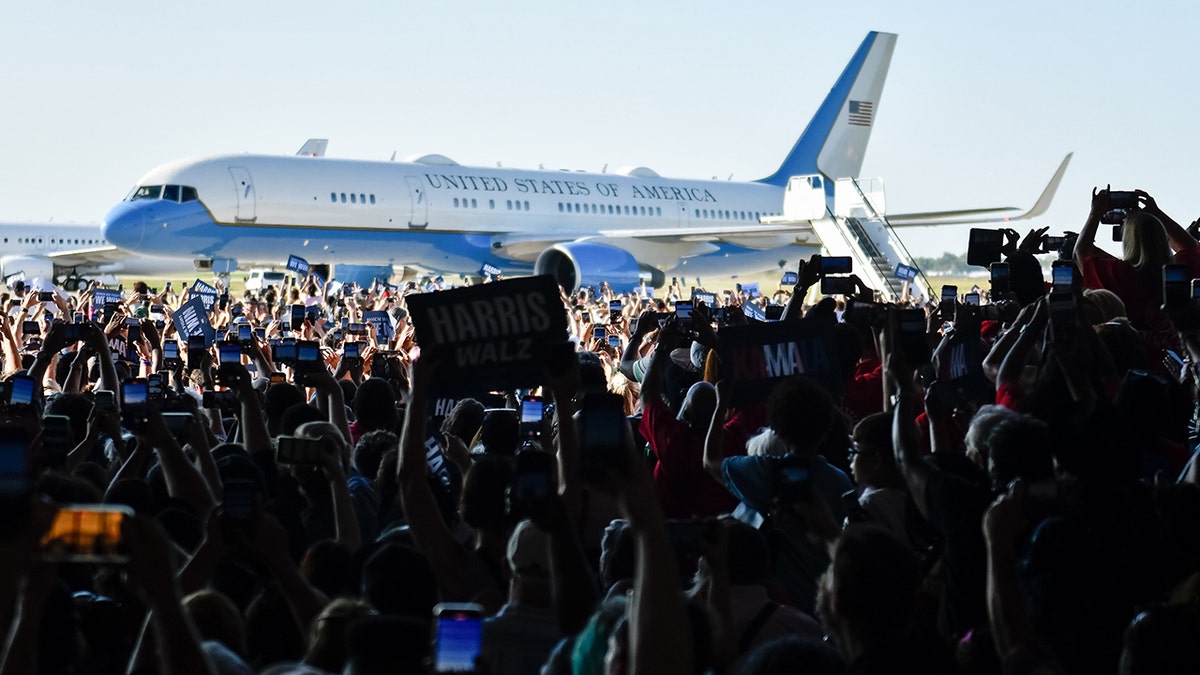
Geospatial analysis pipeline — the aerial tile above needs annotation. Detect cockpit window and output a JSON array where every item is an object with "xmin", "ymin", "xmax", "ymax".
[
  {"xmin": 130, "ymin": 185, "xmax": 162, "ymax": 200},
  {"xmin": 162, "ymin": 185, "xmax": 180, "ymax": 202},
  {"xmin": 181, "ymin": 186, "xmax": 198, "ymax": 202}
]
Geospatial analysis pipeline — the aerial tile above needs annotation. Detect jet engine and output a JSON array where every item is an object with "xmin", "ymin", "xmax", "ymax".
[
  {"xmin": 0, "ymin": 256, "xmax": 54, "ymax": 284},
  {"xmin": 534, "ymin": 242, "xmax": 662, "ymax": 293}
]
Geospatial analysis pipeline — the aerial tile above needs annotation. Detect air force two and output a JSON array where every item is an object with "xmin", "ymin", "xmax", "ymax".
[{"xmin": 101, "ymin": 32, "xmax": 1067, "ymax": 294}]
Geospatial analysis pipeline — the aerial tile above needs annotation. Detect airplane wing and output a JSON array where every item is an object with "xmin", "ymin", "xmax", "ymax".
[
  {"xmin": 46, "ymin": 246, "xmax": 132, "ymax": 267},
  {"xmin": 884, "ymin": 153, "xmax": 1071, "ymax": 227}
]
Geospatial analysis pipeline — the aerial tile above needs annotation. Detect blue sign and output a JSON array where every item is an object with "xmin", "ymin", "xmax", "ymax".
[
  {"xmin": 742, "ymin": 282, "xmax": 761, "ymax": 298},
  {"xmin": 172, "ymin": 296, "xmax": 216, "ymax": 346},
  {"xmin": 362, "ymin": 310, "xmax": 394, "ymax": 341},
  {"xmin": 479, "ymin": 263, "xmax": 503, "ymax": 277},
  {"xmin": 894, "ymin": 264, "xmax": 919, "ymax": 280},
  {"xmin": 742, "ymin": 301, "xmax": 766, "ymax": 321},
  {"xmin": 781, "ymin": 271, "xmax": 799, "ymax": 286},
  {"xmin": 287, "ymin": 255, "xmax": 310, "ymax": 276},
  {"xmin": 190, "ymin": 279, "xmax": 219, "ymax": 311}
]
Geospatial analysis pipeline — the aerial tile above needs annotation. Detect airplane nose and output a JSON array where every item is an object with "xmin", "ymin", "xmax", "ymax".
[{"xmin": 102, "ymin": 201, "xmax": 146, "ymax": 250}]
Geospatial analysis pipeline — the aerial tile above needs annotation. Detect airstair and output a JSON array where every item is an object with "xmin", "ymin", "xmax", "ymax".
[{"xmin": 764, "ymin": 174, "xmax": 931, "ymax": 303}]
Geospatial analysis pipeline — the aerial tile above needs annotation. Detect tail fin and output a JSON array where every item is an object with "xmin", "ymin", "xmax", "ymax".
[{"xmin": 758, "ymin": 31, "xmax": 897, "ymax": 187}]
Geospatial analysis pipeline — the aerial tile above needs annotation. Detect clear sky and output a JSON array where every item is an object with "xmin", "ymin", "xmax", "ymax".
[{"xmin": 2, "ymin": 1, "xmax": 1197, "ymax": 258}]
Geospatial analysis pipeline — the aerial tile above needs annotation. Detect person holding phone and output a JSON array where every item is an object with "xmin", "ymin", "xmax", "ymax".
[{"xmin": 1074, "ymin": 187, "xmax": 1198, "ymax": 361}]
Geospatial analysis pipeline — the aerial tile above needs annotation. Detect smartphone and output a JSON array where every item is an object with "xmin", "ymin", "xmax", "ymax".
[
  {"xmin": 520, "ymin": 396, "xmax": 544, "ymax": 439},
  {"xmin": 579, "ymin": 393, "xmax": 628, "ymax": 483},
  {"xmin": 580, "ymin": 311, "xmax": 591, "ymax": 323},
  {"xmin": 187, "ymin": 334, "xmax": 207, "ymax": 371},
  {"xmin": 1042, "ymin": 235, "xmax": 1066, "ymax": 253},
  {"xmin": 221, "ymin": 478, "xmax": 258, "ymax": 535},
  {"xmin": 296, "ymin": 340, "xmax": 319, "ymax": 364},
  {"xmin": 0, "ymin": 425, "xmax": 30, "ymax": 501},
  {"xmin": 765, "ymin": 305, "xmax": 785, "ymax": 321},
  {"xmin": 674, "ymin": 300, "xmax": 693, "ymax": 321},
  {"xmin": 39, "ymin": 505, "xmax": 131, "ymax": 563},
  {"xmin": 508, "ymin": 450, "xmax": 555, "ymax": 519},
  {"xmin": 592, "ymin": 326, "xmax": 606, "ymax": 340},
  {"xmin": 965, "ymin": 292, "xmax": 980, "ymax": 306},
  {"xmin": 967, "ymin": 228, "xmax": 1005, "ymax": 267},
  {"xmin": 1048, "ymin": 291, "xmax": 1076, "ymax": 347},
  {"xmin": 1163, "ymin": 264, "xmax": 1189, "ymax": 309},
  {"xmin": 347, "ymin": 322, "xmax": 365, "ymax": 334},
  {"xmin": 162, "ymin": 340, "xmax": 180, "ymax": 364},
  {"xmin": 42, "ymin": 414, "xmax": 73, "ymax": 467},
  {"xmin": 93, "ymin": 390, "xmax": 116, "ymax": 412},
  {"xmin": 1191, "ymin": 279, "xmax": 1200, "ymax": 301},
  {"xmin": 343, "ymin": 341, "xmax": 361, "ymax": 362},
  {"xmin": 609, "ymin": 300, "xmax": 622, "ymax": 313},
  {"xmin": 1051, "ymin": 260, "xmax": 1074, "ymax": 291},
  {"xmin": 238, "ymin": 324, "xmax": 252, "ymax": 343},
  {"xmin": 819, "ymin": 256, "xmax": 853, "ymax": 275},
  {"xmin": 940, "ymin": 285, "xmax": 958, "ymax": 321},
  {"xmin": 820, "ymin": 276, "xmax": 856, "ymax": 295},
  {"xmin": 607, "ymin": 334, "xmax": 621, "ymax": 349},
  {"xmin": 276, "ymin": 435, "xmax": 326, "ymax": 465},
  {"xmin": 37, "ymin": 291, "xmax": 54, "ymax": 302},
  {"xmin": 990, "ymin": 262, "xmax": 1011, "ymax": 295},
  {"xmin": 218, "ymin": 342, "xmax": 242, "ymax": 365},
  {"xmin": 290, "ymin": 305, "xmax": 305, "ymax": 327},
  {"xmin": 432, "ymin": 603, "xmax": 484, "ymax": 674},
  {"xmin": 897, "ymin": 309, "xmax": 931, "ymax": 366},
  {"xmin": 8, "ymin": 374, "xmax": 35, "ymax": 406},
  {"xmin": 121, "ymin": 380, "xmax": 149, "ymax": 429},
  {"xmin": 162, "ymin": 412, "xmax": 192, "ymax": 443}
]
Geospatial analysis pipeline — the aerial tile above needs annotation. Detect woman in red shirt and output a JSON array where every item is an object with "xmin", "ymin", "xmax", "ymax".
[{"xmin": 1074, "ymin": 188, "xmax": 1198, "ymax": 359}]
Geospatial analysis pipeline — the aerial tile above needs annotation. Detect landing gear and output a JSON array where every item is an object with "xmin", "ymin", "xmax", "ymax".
[{"xmin": 62, "ymin": 276, "xmax": 89, "ymax": 292}]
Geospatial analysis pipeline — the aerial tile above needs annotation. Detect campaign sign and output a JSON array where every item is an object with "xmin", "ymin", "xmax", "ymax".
[
  {"xmin": 479, "ymin": 263, "xmax": 503, "ymax": 277},
  {"xmin": 362, "ymin": 310, "xmax": 395, "ymax": 341},
  {"xmin": 894, "ymin": 264, "xmax": 919, "ymax": 280},
  {"xmin": 172, "ymin": 296, "xmax": 216, "ymax": 346},
  {"xmin": 781, "ymin": 271, "xmax": 799, "ymax": 286},
  {"xmin": 692, "ymin": 291, "xmax": 717, "ymax": 308},
  {"xmin": 286, "ymin": 255, "xmax": 310, "ymax": 276},
  {"xmin": 406, "ymin": 275, "xmax": 568, "ymax": 394},
  {"xmin": 938, "ymin": 321, "xmax": 993, "ymax": 406},
  {"xmin": 742, "ymin": 301, "xmax": 766, "ymax": 322},
  {"xmin": 91, "ymin": 288, "xmax": 122, "ymax": 308},
  {"xmin": 718, "ymin": 318, "xmax": 843, "ymax": 406},
  {"xmin": 190, "ymin": 279, "xmax": 219, "ymax": 311},
  {"xmin": 742, "ymin": 282, "xmax": 761, "ymax": 298}
]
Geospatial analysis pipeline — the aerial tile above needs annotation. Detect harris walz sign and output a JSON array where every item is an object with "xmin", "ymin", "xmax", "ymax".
[
  {"xmin": 718, "ymin": 318, "xmax": 844, "ymax": 406},
  {"xmin": 406, "ymin": 275, "xmax": 568, "ymax": 395}
]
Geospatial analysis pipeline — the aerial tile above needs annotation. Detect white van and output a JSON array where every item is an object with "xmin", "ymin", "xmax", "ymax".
[{"xmin": 244, "ymin": 269, "xmax": 287, "ymax": 293}]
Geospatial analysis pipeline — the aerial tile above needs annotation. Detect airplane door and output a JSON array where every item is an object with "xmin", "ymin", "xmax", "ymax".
[
  {"xmin": 677, "ymin": 202, "xmax": 691, "ymax": 227},
  {"xmin": 229, "ymin": 167, "xmax": 257, "ymax": 223},
  {"xmin": 405, "ymin": 176, "xmax": 428, "ymax": 228}
]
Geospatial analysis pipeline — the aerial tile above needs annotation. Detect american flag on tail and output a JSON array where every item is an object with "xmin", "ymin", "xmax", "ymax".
[{"xmin": 848, "ymin": 100, "xmax": 873, "ymax": 126}]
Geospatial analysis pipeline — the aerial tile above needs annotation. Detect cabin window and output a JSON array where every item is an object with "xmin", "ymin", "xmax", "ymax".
[
  {"xmin": 369, "ymin": 194, "xmax": 376, "ymax": 204},
  {"xmin": 453, "ymin": 198, "xmax": 459, "ymax": 207},
  {"xmin": 351, "ymin": 193, "xmax": 357, "ymax": 204},
  {"xmin": 330, "ymin": 192, "xmax": 337, "ymax": 203},
  {"xmin": 340, "ymin": 193, "xmax": 347, "ymax": 203},
  {"xmin": 489, "ymin": 199, "xmax": 494, "ymax": 209},
  {"xmin": 360, "ymin": 194, "xmax": 366, "ymax": 204},
  {"xmin": 471, "ymin": 199, "xmax": 477, "ymax": 208},
  {"xmin": 506, "ymin": 200, "xmax": 512, "ymax": 210}
]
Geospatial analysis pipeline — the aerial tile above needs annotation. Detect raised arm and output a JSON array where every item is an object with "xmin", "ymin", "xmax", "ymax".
[
  {"xmin": 888, "ymin": 352, "xmax": 930, "ymax": 518},
  {"xmin": 1138, "ymin": 190, "xmax": 1195, "ymax": 253},
  {"xmin": 1073, "ymin": 187, "xmax": 1108, "ymax": 260}
]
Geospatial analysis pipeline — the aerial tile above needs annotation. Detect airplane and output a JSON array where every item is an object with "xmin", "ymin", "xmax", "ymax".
[
  {"xmin": 0, "ymin": 221, "xmax": 197, "ymax": 290},
  {"xmin": 102, "ymin": 31, "xmax": 1065, "ymax": 293}
]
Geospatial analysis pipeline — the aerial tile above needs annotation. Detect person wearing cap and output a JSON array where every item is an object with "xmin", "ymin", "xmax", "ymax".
[{"xmin": 479, "ymin": 520, "xmax": 560, "ymax": 675}]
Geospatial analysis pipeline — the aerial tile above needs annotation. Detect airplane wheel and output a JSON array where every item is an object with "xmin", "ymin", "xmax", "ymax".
[{"xmin": 64, "ymin": 278, "xmax": 79, "ymax": 292}]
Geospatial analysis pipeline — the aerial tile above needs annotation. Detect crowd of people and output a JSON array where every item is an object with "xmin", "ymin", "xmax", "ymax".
[{"xmin": 1, "ymin": 187, "xmax": 1199, "ymax": 674}]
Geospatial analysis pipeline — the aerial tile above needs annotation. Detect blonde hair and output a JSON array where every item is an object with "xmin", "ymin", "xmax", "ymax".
[
  {"xmin": 1082, "ymin": 288, "xmax": 1128, "ymax": 325},
  {"xmin": 1122, "ymin": 211, "xmax": 1171, "ymax": 272}
]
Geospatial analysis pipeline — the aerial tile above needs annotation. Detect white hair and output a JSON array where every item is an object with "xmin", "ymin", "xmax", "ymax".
[{"xmin": 745, "ymin": 427, "xmax": 790, "ymax": 457}]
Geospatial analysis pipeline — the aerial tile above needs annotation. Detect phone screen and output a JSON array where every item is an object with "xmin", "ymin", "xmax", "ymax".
[
  {"xmin": 219, "ymin": 343, "xmax": 242, "ymax": 365},
  {"xmin": 188, "ymin": 334, "xmax": 207, "ymax": 353},
  {"xmin": 1051, "ymin": 264, "xmax": 1073, "ymax": 288},
  {"xmin": 941, "ymin": 285, "xmax": 958, "ymax": 303},
  {"xmin": 674, "ymin": 301, "xmax": 693, "ymax": 319},
  {"xmin": 163, "ymin": 341, "xmax": 180, "ymax": 360},
  {"xmin": 0, "ymin": 432, "xmax": 28, "ymax": 495},
  {"xmin": 579, "ymin": 394, "xmax": 628, "ymax": 480},
  {"xmin": 9, "ymin": 376, "xmax": 34, "ymax": 406},
  {"xmin": 592, "ymin": 326, "xmax": 606, "ymax": 340},
  {"xmin": 238, "ymin": 325, "xmax": 252, "ymax": 341},
  {"xmin": 122, "ymin": 382, "xmax": 148, "ymax": 408},
  {"xmin": 609, "ymin": 300, "xmax": 622, "ymax": 312},
  {"xmin": 521, "ymin": 398, "xmax": 543, "ymax": 425},
  {"xmin": 607, "ymin": 335, "xmax": 620, "ymax": 348},
  {"xmin": 344, "ymin": 342, "xmax": 360, "ymax": 359},
  {"xmin": 297, "ymin": 341, "xmax": 319, "ymax": 363},
  {"xmin": 40, "ymin": 506, "xmax": 130, "ymax": 562},
  {"xmin": 965, "ymin": 293, "xmax": 980, "ymax": 306},
  {"xmin": 291, "ymin": 305, "xmax": 305, "ymax": 326},
  {"xmin": 434, "ymin": 610, "xmax": 483, "ymax": 672},
  {"xmin": 820, "ymin": 256, "xmax": 853, "ymax": 275}
]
